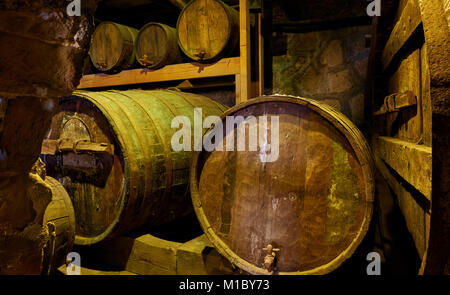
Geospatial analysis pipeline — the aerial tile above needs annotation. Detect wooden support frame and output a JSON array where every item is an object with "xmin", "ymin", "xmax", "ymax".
[
  {"xmin": 374, "ymin": 136, "xmax": 432, "ymax": 199},
  {"xmin": 381, "ymin": 0, "xmax": 422, "ymax": 71},
  {"xmin": 78, "ymin": 0, "xmax": 262, "ymax": 106},
  {"xmin": 257, "ymin": 10, "xmax": 264, "ymax": 97},
  {"xmin": 368, "ymin": 0, "xmax": 450, "ymax": 274},
  {"xmin": 238, "ymin": 0, "xmax": 251, "ymax": 103},
  {"xmin": 73, "ymin": 234, "xmax": 234, "ymax": 275},
  {"xmin": 78, "ymin": 57, "xmax": 240, "ymax": 89}
]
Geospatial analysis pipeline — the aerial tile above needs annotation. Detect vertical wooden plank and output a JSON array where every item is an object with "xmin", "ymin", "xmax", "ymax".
[
  {"xmin": 418, "ymin": 0, "xmax": 450, "ymax": 275},
  {"xmin": 235, "ymin": 73, "xmax": 241, "ymax": 104},
  {"xmin": 386, "ymin": 49, "xmax": 422, "ymax": 143},
  {"xmin": 238, "ymin": 0, "xmax": 251, "ymax": 103},
  {"xmin": 257, "ymin": 11, "xmax": 264, "ymax": 97},
  {"xmin": 420, "ymin": 44, "xmax": 432, "ymax": 146}
]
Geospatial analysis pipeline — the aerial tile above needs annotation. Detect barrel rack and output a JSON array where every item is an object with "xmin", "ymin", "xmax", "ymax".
[{"xmin": 77, "ymin": 0, "xmax": 264, "ymax": 105}]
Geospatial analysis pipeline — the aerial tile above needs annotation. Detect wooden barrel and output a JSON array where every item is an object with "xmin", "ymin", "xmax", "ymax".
[
  {"xmin": 135, "ymin": 23, "xmax": 182, "ymax": 69},
  {"xmin": 190, "ymin": 95, "xmax": 375, "ymax": 275},
  {"xmin": 41, "ymin": 176, "xmax": 76, "ymax": 274},
  {"xmin": 41, "ymin": 90, "xmax": 228, "ymax": 245},
  {"xmin": 89, "ymin": 22, "xmax": 138, "ymax": 72},
  {"xmin": 177, "ymin": 0, "xmax": 239, "ymax": 63}
]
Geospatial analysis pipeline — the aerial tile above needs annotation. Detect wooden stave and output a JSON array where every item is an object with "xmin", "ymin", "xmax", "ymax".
[
  {"xmin": 190, "ymin": 95, "xmax": 376, "ymax": 275},
  {"xmin": 41, "ymin": 176, "xmax": 76, "ymax": 275},
  {"xmin": 44, "ymin": 90, "xmax": 228, "ymax": 245},
  {"xmin": 89, "ymin": 22, "xmax": 139, "ymax": 72},
  {"xmin": 176, "ymin": 0, "xmax": 239, "ymax": 63},
  {"xmin": 135, "ymin": 22, "xmax": 182, "ymax": 69}
]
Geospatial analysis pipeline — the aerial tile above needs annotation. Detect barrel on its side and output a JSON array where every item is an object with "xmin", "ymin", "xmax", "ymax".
[
  {"xmin": 41, "ymin": 90, "xmax": 228, "ymax": 245},
  {"xmin": 135, "ymin": 23, "xmax": 182, "ymax": 69},
  {"xmin": 190, "ymin": 95, "xmax": 375, "ymax": 275},
  {"xmin": 41, "ymin": 176, "xmax": 76, "ymax": 274},
  {"xmin": 89, "ymin": 22, "xmax": 138, "ymax": 72},
  {"xmin": 177, "ymin": 0, "xmax": 239, "ymax": 63}
]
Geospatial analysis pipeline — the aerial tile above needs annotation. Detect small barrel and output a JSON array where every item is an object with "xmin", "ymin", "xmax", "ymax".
[
  {"xmin": 89, "ymin": 22, "xmax": 138, "ymax": 72},
  {"xmin": 177, "ymin": 0, "xmax": 239, "ymax": 63},
  {"xmin": 41, "ymin": 90, "xmax": 228, "ymax": 245},
  {"xmin": 41, "ymin": 176, "xmax": 76, "ymax": 275},
  {"xmin": 190, "ymin": 95, "xmax": 375, "ymax": 275},
  {"xmin": 135, "ymin": 23, "xmax": 182, "ymax": 69}
]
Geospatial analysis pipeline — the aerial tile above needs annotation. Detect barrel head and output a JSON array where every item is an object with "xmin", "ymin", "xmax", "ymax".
[
  {"xmin": 191, "ymin": 96, "xmax": 374, "ymax": 274},
  {"xmin": 136, "ymin": 23, "xmax": 170, "ymax": 69},
  {"xmin": 177, "ymin": 0, "xmax": 234, "ymax": 62},
  {"xmin": 42, "ymin": 97, "xmax": 125, "ymax": 244},
  {"xmin": 89, "ymin": 22, "xmax": 124, "ymax": 72}
]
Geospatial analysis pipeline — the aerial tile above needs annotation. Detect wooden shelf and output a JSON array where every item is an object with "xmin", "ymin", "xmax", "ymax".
[
  {"xmin": 78, "ymin": 0, "xmax": 263, "ymax": 105},
  {"xmin": 78, "ymin": 57, "xmax": 240, "ymax": 89}
]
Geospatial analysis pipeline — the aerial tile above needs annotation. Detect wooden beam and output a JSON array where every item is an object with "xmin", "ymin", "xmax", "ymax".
[
  {"xmin": 174, "ymin": 79, "xmax": 235, "ymax": 90},
  {"xmin": 256, "ymin": 10, "xmax": 264, "ymax": 97},
  {"xmin": 382, "ymin": 0, "xmax": 422, "ymax": 71},
  {"xmin": 417, "ymin": 0, "xmax": 450, "ymax": 275},
  {"xmin": 375, "ymin": 156, "xmax": 430, "ymax": 259},
  {"xmin": 373, "ymin": 91, "xmax": 417, "ymax": 116},
  {"xmin": 235, "ymin": 73, "xmax": 241, "ymax": 103},
  {"xmin": 374, "ymin": 136, "xmax": 431, "ymax": 199},
  {"xmin": 238, "ymin": 0, "xmax": 251, "ymax": 103},
  {"xmin": 78, "ymin": 57, "xmax": 241, "ymax": 89},
  {"xmin": 41, "ymin": 139, "xmax": 114, "ymax": 155},
  {"xmin": 81, "ymin": 234, "xmax": 234, "ymax": 275}
]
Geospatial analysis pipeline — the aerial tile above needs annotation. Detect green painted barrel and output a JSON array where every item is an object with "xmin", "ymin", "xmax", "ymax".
[{"xmin": 41, "ymin": 89, "xmax": 228, "ymax": 245}]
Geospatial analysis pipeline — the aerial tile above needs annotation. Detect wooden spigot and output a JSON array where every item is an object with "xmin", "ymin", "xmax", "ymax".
[
  {"xmin": 262, "ymin": 244, "xmax": 280, "ymax": 273},
  {"xmin": 139, "ymin": 54, "xmax": 154, "ymax": 67},
  {"xmin": 96, "ymin": 62, "xmax": 107, "ymax": 70},
  {"xmin": 194, "ymin": 50, "xmax": 206, "ymax": 60}
]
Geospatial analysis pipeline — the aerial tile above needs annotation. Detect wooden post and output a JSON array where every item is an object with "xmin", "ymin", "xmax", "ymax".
[
  {"xmin": 238, "ymin": 0, "xmax": 251, "ymax": 104},
  {"xmin": 256, "ymin": 8, "xmax": 264, "ymax": 97},
  {"xmin": 235, "ymin": 73, "xmax": 241, "ymax": 103},
  {"xmin": 417, "ymin": 0, "xmax": 450, "ymax": 275}
]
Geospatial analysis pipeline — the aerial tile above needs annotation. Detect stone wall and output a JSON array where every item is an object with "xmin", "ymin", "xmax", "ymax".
[
  {"xmin": 272, "ymin": 25, "xmax": 371, "ymax": 128},
  {"xmin": 0, "ymin": 0, "xmax": 99, "ymax": 274}
]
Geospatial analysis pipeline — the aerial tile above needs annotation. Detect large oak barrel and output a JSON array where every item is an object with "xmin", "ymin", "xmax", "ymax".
[
  {"xmin": 41, "ymin": 176, "xmax": 76, "ymax": 274},
  {"xmin": 190, "ymin": 95, "xmax": 375, "ymax": 274},
  {"xmin": 135, "ymin": 23, "xmax": 182, "ymax": 69},
  {"xmin": 89, "ymin": 22, "xmax": 138, "ymax": 72},
  {"xmin": 41, "ymin": 90, "xmax": 228, "ymax": 245},
  {"xmin": 177, "ymin": 0, "xmax": 239, "ymax": 63}
]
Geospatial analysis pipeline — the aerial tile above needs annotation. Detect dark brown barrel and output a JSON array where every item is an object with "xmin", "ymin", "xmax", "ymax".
[
  {"xmin": 190, "ymin": 95, "xmax": 375, "ymax": 275},
  {"xmin": 41, "ymin": 176, "xmax": 76, "ymax": 274},
  {"xmin": 41, "ymin": 90, "xmax": 228, "ymax": 245},
  {"xmin": 135, "ymin": 23, "xmax": 182, "ymax": 69},
  {"xmin": 177, "ymin": 0, "xmax": 239, "ymax": 63},
  {"xmin": 89, "ymin": 22, "xmax": 138, "ymax": 72}
]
